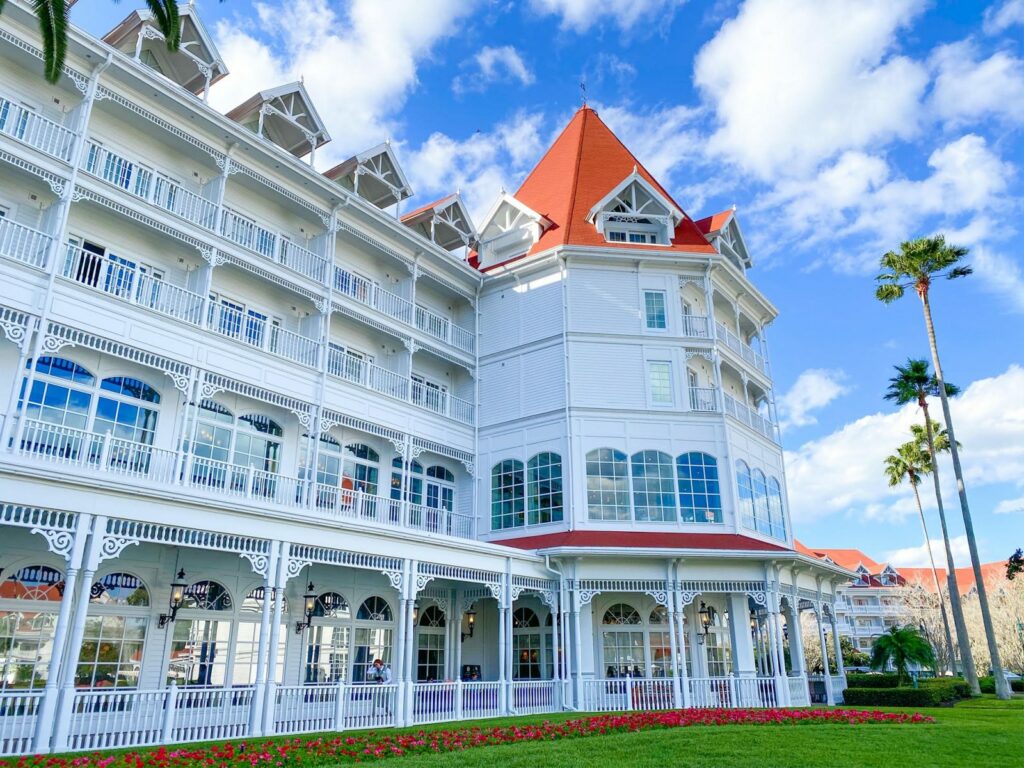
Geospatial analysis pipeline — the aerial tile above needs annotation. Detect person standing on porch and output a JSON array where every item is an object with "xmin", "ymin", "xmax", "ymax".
[{"xmin": 371, "ymin": 659, "xmax": 392, "ymax": 684}]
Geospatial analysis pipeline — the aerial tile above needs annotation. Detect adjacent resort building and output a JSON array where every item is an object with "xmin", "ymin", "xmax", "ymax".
[{"xmin": 0, "ymin": 2, "xmax": 851, "ymax": 755}]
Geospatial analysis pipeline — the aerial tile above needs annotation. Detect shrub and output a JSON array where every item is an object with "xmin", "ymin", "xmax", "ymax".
[
  {"xmin": 844, "ymin": 673, "xmax": 900, "ymax": 689},
  {"xmin": 842, "ymin": 686, "xmax": 941, "ymax": 707},
  {"xmin": 920, "ymin": 678, "xmax": 972, "ymax": 702},
  {"xmin": 978, "ymin": 676, "xmax": 1024, "ymax": 693}
]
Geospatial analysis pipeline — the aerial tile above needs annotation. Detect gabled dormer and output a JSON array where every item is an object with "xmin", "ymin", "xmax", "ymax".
[
  {"xmin": 694, "ymin": 208, "xmax": 752, "ymax": 271},
  {"xmin": 476, "ymin": 193, "xmax": 553, "ymax": 267},
  {"xmin": 852, "ymin": 565, "xmax": 870, "ymax": 586},
  {"xmin": 324, "ymin": 142, "xmax": 413, "ymax": 209},
  {"xmin": 879, "ymin": 564, "xmax": 900, "ymax": 586},
  {"xmin": 401, "ymin": 194, "xmax": 477, "ymax": 252},
  {"xmin": 586, "ymin": 170, "xmax": 683, "ymax": 246},
  {"xmin": 226, "ymin": 81, "xmax": 330, "ymax": 163},
  {"xmin": 103, "ymin": 4, "xmax": 228, "ymax": 100}
]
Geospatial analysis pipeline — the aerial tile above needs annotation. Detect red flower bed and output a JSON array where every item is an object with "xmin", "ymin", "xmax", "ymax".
[{"xmin": 10, "ymin": 708, "xmax": 931, "ymax": 767}]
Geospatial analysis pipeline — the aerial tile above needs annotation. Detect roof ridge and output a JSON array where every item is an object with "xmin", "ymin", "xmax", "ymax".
[{"xmin": 563, "ymin": 107, "xmax": 589, "ymax": 246}]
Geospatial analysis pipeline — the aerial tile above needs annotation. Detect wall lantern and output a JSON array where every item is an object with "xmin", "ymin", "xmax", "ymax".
[
  {"xmin": 461, "ymin": 608, "xmax": 477, "ymax": 642},
  {"xmin": 295, "ymin": 582, "xmax": 317, "ymax": 634},
  {"xmin": 697, "ymin": 601, "xmax": 712, "ymax": 645},
  {"xmin": 158, "ymin": 569, "xmax": 187, "ymax": 628},
  {"xmin": 412, "ymin": 604, "xmax": 420, "ymax": 624}
]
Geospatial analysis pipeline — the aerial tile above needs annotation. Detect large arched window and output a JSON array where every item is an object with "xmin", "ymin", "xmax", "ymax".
[
  {"xmin": 736, "ymin": 461, "xmax": 755, "ymax": 529},
  {"xmin": 235, "ymin": 414, "xmax": 283, "ymax": 473},
  {"xmin": 0, "ymin": 565, "xmax": 64, "ymax": 690},
  {"xmin": 601, "ymin": 603, "xmax": 644, "ymax": 678},
  {"xmin": 512, "ymin": 607, "xmax": 546, "ymax": 680},
  {"xmin": 425, "ymin": 465, "xmax": 455, "ymax": 513},
  {"xmin": 527, "ymin": 452, "xmax": 563, "ymax": 524},
  {"xmin": 354, "ymin": 596, "xmax": 394, "ymax": 683},
  {"xmin": 491, "ymin": 459, "xmax": 525, "ymax": 530},
  {"xmin": 344, "ymin": 443, "xmax": 380, "ymax": 495},
  {"xmin": 390, "ymin": 458, "xmax": 424, "ymax": 504},
  {"xmin": 751, "ymin": 469, "xmax": 770, "ymax": 535},
  {"xmin": 586, "ymin": 449, "xmax": 630, "ymax": 521},
  {"xmin": 306, "ymin": 592, "xmax": 352, "ymax": 684},
  {"xmin": 767, "ymin": 477, "xmax": 785, "ymax": 539},
  {"xmin": 676, "ymin": 452, "xmax": 722, "ymax": 523},
  {"xmin": 78, "ymin": 572, "xmax": 149, "ymax": 688},
  {"xmin": 630, "ymin": 450, "xmax": 676, "ymax": 522},
  {"xmin": 168, "ymin": 580, "xmax": 233, "ymax": 687},
  {"xmin": 416, "ymin": 606, "xmax": 446, "ymax": 681},
  {"xmin": 190, "ymin": 401, "xmax": 282, "ymax": 492}
]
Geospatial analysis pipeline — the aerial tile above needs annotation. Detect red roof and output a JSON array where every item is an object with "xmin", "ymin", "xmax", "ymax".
[
  {"xmin": 693, "ymin": 209, "xmax": 733, "ymax": 236},
  {"xmin": 793, "ymin": 541, "xmax": 883, "ymax": 572},
  {"xmin": 484, "ymin": 106, "xmax": 715, "ymax": 270},
  {"xmin": 493, "ymin": 531, "xmax": 792, "ymax": 552},
  {"xmin": 400, "ymin": 194, "xmax": 456, "ymax": 223}
]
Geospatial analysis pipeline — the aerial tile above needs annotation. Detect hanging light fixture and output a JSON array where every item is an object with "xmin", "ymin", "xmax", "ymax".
[
  {"xmin": 697, "ymin": 601, "xmax": 712, "ymax": 645},
  {"xmin": 461, "ymin": 608, "xmax": 477, "ymax": 642},
  {"xmin": 158, "ymin": 569, "xmax": 187, "ymax": 628},
  {"xmin": 412, "ymin": 603, "xmax": 420, "ymax": 624},
  {"xmin": 295, "ymin": 582, "xmax": 317, "ymax": 634}
]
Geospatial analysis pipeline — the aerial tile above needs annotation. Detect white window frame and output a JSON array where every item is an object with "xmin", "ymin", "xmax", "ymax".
[
  {"xmin": 642, "ymin": 290, "xmax": 668, "ymax": 332},
  {"xmin": 647, "ymin": 360, "xmax": 674, "ymax": 407}
]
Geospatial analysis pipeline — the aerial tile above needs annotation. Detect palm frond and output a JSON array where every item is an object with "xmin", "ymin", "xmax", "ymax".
[
  {"xmin": 883, "ymin": 359, "xmax": 932, "ymax": 406},
  {"xmin": 33, "ymin": 0, "xmax": 67, "ymax": 84},
  {"xmin": 875, "ymin": 284, "xmax": 904, "ymax": 303},
  {"xmin": 875, "ymin": 235, "xmax": 971, "ymax": 302},
  {"xmin": 145, "ymin": 0, "xmax": 181, "ymax": 51},
  {"xmin": 946, "ymin": 266, "xmax": 973, "ymax": 280}
]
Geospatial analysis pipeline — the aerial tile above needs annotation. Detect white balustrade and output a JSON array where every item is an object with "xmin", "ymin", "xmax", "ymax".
[
  {"xmin": 342, "ymin": 683, "xmax": 397, "ymax": 730},
  {"xmin": 368, "ymin": 363, "xmax": 410, "ymax": 401},
  {"xmin": 460, "ymin": 681, "xmax": 502, "ymax": 720},
  {"xmin": 788, "ymin": 675, "xmax": 810, "ymax": 707},
  {"xmin": 83, "ymin": 141, "xmax": 154, "ymax": 199},
  {"xmin": 689, "ymin": 386, "xmax": 718, "ymax": 412},
  {"xmin": 0, "ymin": 98, "xmax": 76, "ymax": 160},
  {"xmin": 681, "ymin": 314, "xmax": 710, "ymax": 338},
  {"xmin": 412, "ymin": 381, "xmax": 447, "ymax": 415},
  {"xmin": 279, "ymin": 239, "xmax": 328, "ymax": 283},
  {"xmin": 169, "ymin": 687, "xmax": 254, "ymax": 743},
  {"xmin": 0, "ymin": 217, "xmax": 51, "ymax": 269},
  {"xmin": 410, "ymin": 681, "xmax": 458, "ymax": 725},
  {"xmin": 272, "ymin": 684, "xmax": 338, "ymax": 735},
  {"xmin": 511, "ymin": 680, "xmax": 558, "ymax": 715},
  {"xmin": 450, "ymin": 323, "xmax": 475, "ymax": 354},
  {"xmin": 715, "ymin": 321, "xmax": 768, "ymax": 373},
  {"xmin": 221, "ymin": 208, "xmax": 277, "ymax": 259},
  {"xmin": 0, "ymin": 691, "xmax": 43, "ymax": 756},
  {"xmin": 153, "ymin": 176, "xmax": 217, "ymax": 230},
  {"xmin": 450, "ymin": 395, "xmax": 475, "ymax": 426},
  {"xmin": 723, "ymin": 393, "xmax": 776, "ymax": 440},
  {"xmin": 67, "ymin": 689, "xmax": 168, "ymax": 751},
  {"xmin": 374, "ymin": 284, "xmax": 413, "ymax": 323},
  {"xmin": 407, "ymin": 502, "xmax": 474, "ymax": 538},
  {"xmin": 580, "ymin": 678, "xmax": 629, "ymax": 711},
  {"xmin": 270, "ymin": 325, "xmax": 320, "ymax": 367},
  {"xmin": 688, "ymin": 677, "xmax": 735, "ymax": 708},
  {"xmin": 415, "ymin": 304, "xmax": 449, "ymax": 343},
  {"xmin": 135, "ymin": 272, "xmax": 206, "ymax": 325},
  {"xmin": 208, "ymin": 303, "xmax": 318, "ymax": 367},
  {"xmin": 333, "ymin": 266, "xmax": 374, "ymax": 305}
]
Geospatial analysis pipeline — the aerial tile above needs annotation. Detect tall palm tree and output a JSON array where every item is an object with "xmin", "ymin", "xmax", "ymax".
[
  {"xmin": 0, "ymin": 1, "xmax": 182, "ymax": 83},
  {"xmin": 884, "ymin": 359, "xmax": 978, "ymax": 692},
  {"xmin": 870, "ymin": 625, "xmax": 937, "ymax": 685},
  {"xmin": 884, "ymin": 428, "xmax": 956, "ymax": 674},
  {"xmin": 877, "ymin": 235, "xmax": 1010, "ymax": 699}
]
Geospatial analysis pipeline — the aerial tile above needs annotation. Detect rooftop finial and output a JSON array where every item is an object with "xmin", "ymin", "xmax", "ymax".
[
  {"xmin": 579, "ymin": 79, "xmax": 587, "ymax": 108},
  {"xmin": 731, "ymin": 203, "xmax": 737, "ymax": 211}
]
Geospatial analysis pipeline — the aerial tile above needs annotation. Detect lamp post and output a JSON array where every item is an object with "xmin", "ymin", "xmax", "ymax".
[
  {"xmin": 295, "ymin": 582, "xmax": 317, "ymax": 634},
  {"xmin": 158, "ymin": 569, "xmax": 187, "ymax": 628},
  {"xmin": 697, "ymin": 602, "xmax": 712, "ymax": 645},
  {"xmin": 461, "ymin": 608, "xmax": 476, "ymax": 642}
]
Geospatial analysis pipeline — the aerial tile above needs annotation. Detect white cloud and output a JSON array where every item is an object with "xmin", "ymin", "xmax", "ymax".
[
  {"xmin": 984, "ymin": 0, "xmax": 1024, "ymax": 34},
  {"xmin": 529, "ymin": 0, "xmax": 686, "ymax": 33},
  {"xmin": 209, "ymin": 0, "xmax": 476, "ymax": 164},
  {"xmin": 777, "ymin": 369, "xmax": 851, "ymax": 431},
  {"xmin": 885, "ymin": 535, "xmax": 971, "ymax": 568},
  {"xmin": 931, "ymin": 41, "xmax": 1024, "ymax": 127},
  {"xmin": 785, "ymin": 365, "xmax": 1024, "ymax": 524},
  {"xmin": 694, "ymin": 0, "xmax": 929, "ymax": 179},
  {"xmin": 453, "ymin": 46, "xmax": 535, "ymax": 95},
  {"xmin": 995, "ymin": 496, "xmax": 1024, "ymax": 515}
]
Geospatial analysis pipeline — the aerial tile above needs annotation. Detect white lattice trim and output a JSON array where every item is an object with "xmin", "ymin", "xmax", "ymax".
[
  {"xmin": 319, "ymin": 408, "xmax": 403, "ymax": 443},
  {"xmin": 410, "ymin": 438, "xmax": 472, "ymax": 465},
  {"xmin": 0, "ymin": 146, "xmax": 69, "ymax": 188},
  {"xmin": 0, "ymin": 305, "xmax": 34, "ymax": 349},
  {"xmin": 203, "ymin": 373, "xmax": 310, "ymax": 414},
  {"xmin": 416, "ymin": 267, "xmax": 477, "ymax": 304},
  {"xmin": 75, "ymin": 187, "xmax": 206, "ymax": 249},
  {"xmin": 330, "ymin": 301, "xmax": 409, "ymax": 343},
  {"xmin": 0, "ymin": 503, "xmax": 78, "ymax": 533},
  {"xmin": 105, "ymin": 518, "xmax": 271, "ymax": 558},
  {"xmin": 418, "ymin": 562, "xmax": 502, "ymax": 586},
  {"xmin": 288, "ymin": 543, "xmax": 402, "ymax": 573},
  {"xmin": 337, "ymin": 221, "xmax": 413, "ymax": 267},
  {"xmin": 221, "ymin": 253, "xmax": 322, "ymax": 303},
  {"xmin": 511, "ymin": 575, "xmax": 558, "ymax": 591},
  {"xmin": 45, "ymin": 322, "xmax": 190, "ymax": 376},
  {"xmin": 679, "ymin": 579, "xmax": 767, "ymax": 593},
  {"xmin": 416, "ymin": 341, "xmax": 472, "ymax": 371},
  {"xmin": 230, "ymin": 163, "xmax": 330, "ymax": 221}
]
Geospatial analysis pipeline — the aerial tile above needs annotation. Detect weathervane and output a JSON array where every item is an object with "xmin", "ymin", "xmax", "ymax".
[{"xmin": 579, "ymin": 79, "xmax": 587, "ymax": 107}]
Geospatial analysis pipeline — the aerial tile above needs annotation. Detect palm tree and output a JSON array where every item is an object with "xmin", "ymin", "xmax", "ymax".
[
  {"xmin": 0, "ymin": 2, "xmax": 182, "ymax": 83},
  {"xmin": 884, "ymin": 359, "xmax": 978, "ymax": 692},
  {"xmin": 870, "ymin": 625, "xmax": 937, "ymax": 685},
  {"xmin": 877, "ymin": 235, "xmax": 1010, "ymax": 699},
  {"xmin": 883, "ymin": 429, "xmax": 956, "ymax": 674}
]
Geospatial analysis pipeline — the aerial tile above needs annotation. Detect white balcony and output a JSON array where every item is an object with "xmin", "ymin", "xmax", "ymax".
[
  {"xmin": 0, "ymin": 97, "xmax": 76, "ymax": 161},
  {"xmin": 688, "ymin": 386, "xmax": 717, "ymax": 412},
  {"xmin": 0, "ymin": 216, "xmax": 51, "ymax": 270},
  {"xmin": 206, "ymin": 302, "xmax": 319, "ymax": 368},
  {"xmin": 415, "ymin": 304, "xmax": 476, "ymax": 354},
  {"xmin": 12, "ymin": 419, "xmax": 475, "ymax": 539},
  {"xmin": 715, "ymin": 321, "xmax": 768, "ymax": 374},
  {"xmin": 723, "ymin": 392, "xmax": 776, "ymax": 440},
  {"xmin": 681, "ymin": 314, "xmax": 710, "ymax": 338}
]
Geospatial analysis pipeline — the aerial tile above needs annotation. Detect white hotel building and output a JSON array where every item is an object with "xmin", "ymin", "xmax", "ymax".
[{"xmin": 0, "ymin": 2, "xmax": 849, "ymax": 754}]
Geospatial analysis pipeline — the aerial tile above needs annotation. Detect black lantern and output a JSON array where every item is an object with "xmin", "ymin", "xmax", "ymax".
[
  {"xmin": 462, "ymin": 608, "xmax": 477, "ymax": 642},
  {"xmin": 295, "ymin": 582, "xmax": 317, "ymax": 634},
  {"xmin": 158, "ymin": 569, "xmax": 187, "ymax": 628},
  {"xmin": 412, "ymin": 603, "xmax": 420, "ymax": 624},
  {"xmin": 697, "ymin": 601, "xmax": 712, "ymax": 645}
]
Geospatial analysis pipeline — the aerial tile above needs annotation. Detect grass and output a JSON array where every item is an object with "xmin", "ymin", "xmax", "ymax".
[{"xmin": 21, "ymin": 697, "xmax": 1023, "ymax": 768}]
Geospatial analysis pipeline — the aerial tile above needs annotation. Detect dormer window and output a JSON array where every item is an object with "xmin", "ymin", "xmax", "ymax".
[{"xmin": 587, "ymin": 171, "xmax": 683, "ymax": 247}]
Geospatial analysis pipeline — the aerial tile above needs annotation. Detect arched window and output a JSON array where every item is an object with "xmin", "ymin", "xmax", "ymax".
[
  {"xmin": 305, "ymin": 591, "xmax": 351, "ymax": 684},
  {"xmin": 586, "ymin": 449, "xmax": 630, "ymax": 521},
  {"xmin": 512, "ymin": 607, "xmax": 547, "ymax": 680},
  {"xmin": 79, "ymin": 572, "xmax": 149, "ymax": 688},
  {"xmin": 190, "ymin": 402, "xmax": 282, "ymax": 492},
  {"xmin": 344, "ymin": 443, "xmax": 380, "ymax": 495},
  {"xmin": 767, "ymin": 477, "xmax": 785, "ymax": 539},
  {"xmin": 168, "ymin": 580, "xmax": 233, "ymax": 688},
  {"xmin": 647, "ymin": 606, "xmax": 673, "ymax": 678},
  {"xmin": 0, "ymin": 565, "xmax": 64, "ymax": 690},
  {"xmin": 736, "ymin": 461, "xmax": 755, "ymax": 530},
  {"xmin": 527, "ymin": 452, "xmax": 563, "ymax": 524},
  {"xmin": 235, "ymin": 414, "xmax": 283, "ymax": 473},
  {"xmin": 676, "ymin": 452, "xmax": 722, "ymax": 523},
  {"xmin": 603, "ymin": 604, "xmax": 643, "ymax": 625},
  {"xmin": 313, "ymin": 592, "xmax": 351, "ymax": 619},
  {"xmin": 181, "ymin": 580, "xmax": 232, "ymax": 611},
  {"xmin": 416, "ymin": 605, "xmax": 446, "ymax": 681},
  {"xmin": 751, "ymin": 469, "xmax": 770, "ymax": 534},
  {"xmin": 357, "ymin": 596, "xmax": 393, "ymax": 622},
  {"xmin": 491, "ymin": 459, "xmax": 525, "ymax": 530},
  {"xmin": 601, "ymin": 603, "xmax": 644, "ymax": 679},
  {"xmin": 630, "ymin": 450, "xmax": 676, "ymax": 521},
  {"xmin": 390, "ymin": 458, "xmax": 423, "ymax": 504},
  {"xmin": 425, "ymin": 465, "xmax": 455, "ymax": 513},
  {"xmin": 354, "ymin": 596, "xmax": 393, "ymax": 683}
]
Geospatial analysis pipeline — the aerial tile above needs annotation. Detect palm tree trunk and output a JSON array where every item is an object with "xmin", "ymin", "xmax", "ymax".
[
  {"xmin": 911, "ymin": 481, "xmax": 958, "ymax": 675},
  {"xmin": 920, "ymin": 292, "xmax": 1010, "ymax": 699},
  {"xmin": 920, "ymin": 402, "xmax": 979, "ymax": 692}
]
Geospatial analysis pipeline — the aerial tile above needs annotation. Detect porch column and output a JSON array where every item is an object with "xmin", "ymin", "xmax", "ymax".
[
  {"xmin": 815, "ymin": 606, "xmax": 835, "ymax": 705},
  {"xmin": 674, "ymin": 591, "xmax": 692, "ymax": 707},
  {"xmin": 571, "ymin": 585, "xmax": 584, "ymax": 707},
  {"xmin": 559, "ymin": 579, "xmax": 572, "ymax": 707},
  {"xmin": 765, "ymin": 601, "xmax": 788, "ymax": 706},
  {"xmin": 665, "ymin": 564, "xmax": 681, "ymax": 708},
  {"xmin": 261, "ymin": 542, "xmax": 289, "ymax": 735},
  {"xmin": 685, "ymin": 602, "xmax": 705, "ymax": 678},
  {"xmin": 728, "ymin": 593, "xmax": 756, "ymax": 677},
  {"xmin": 249, "ymin": 541, "xmax": 281, "ymax": 736},
  {"xmin": 830, "ymin": 606, "xmax": 846, "ymax": 689},
  {"xmin": 453, "ymin": 590, "xmax": 464, "ymax": 680},
  {"xmin": 51, "ymin": 515, "xmax": 109, "ymax": 751},
  {"xmin": 548, "ymin": 592, "xmax": 560, "ymax": 689},
  {"xmin": 32, "ymin": 513, "xmax": 93, "ymax": 753},
  {"xmin": 786, "ymin": 602, "xmax": 806, "ymax": 676}
]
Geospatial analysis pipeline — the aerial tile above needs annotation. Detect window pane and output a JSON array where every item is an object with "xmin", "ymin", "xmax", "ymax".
[
  {"xmin": 648, "ymin": 361, "xmax": 673, "ymax": 405},
  {"xmin": 631, "ymin": 450, "xmax": 677, "ymax": 521},
  {"xmin": 491, "ymin": 459, "xmax": 525, "ymax": 530},
  {"xmin": 586, "ymin": 448, "xmax": 630, "ymax": 521},
  {"xmin": 643, "ymin": 291, "xmax": 667, "ymax": 329},
  {"xmin": 527, "ymin": 452, "xmax": 563, "ymax": 524}
]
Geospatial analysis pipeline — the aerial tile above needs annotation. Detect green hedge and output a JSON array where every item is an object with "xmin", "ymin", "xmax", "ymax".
[
  {"xmin": 844, "ymin": 673, "xmax": 900, "ymax": 689},
  {"xmin": 979, "ymin": 676, "xmax": 1024, "ymax": 693},
  {"xmin": 920, "ymin": 678, "xmax": 972, "ymax": 702},
  {"xmin": 842, "ymin": 686, "xmax": 941, "ymax": 706}
]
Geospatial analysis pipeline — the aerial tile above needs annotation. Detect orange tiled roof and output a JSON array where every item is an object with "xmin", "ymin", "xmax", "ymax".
[
  {"xmin": 400, "ymin": 194, "xmax": 457, "ymax": 223},
  {"xmin": 693, "ymin": 210, "xmax": 733, "ymax": 235},
  {"xmin": 792, "ymin": 540, "xmax": 883, "ymax": 572},
  {"xmin": 488, "ymin": 106, "xmax": 715, "ymax": 269}
]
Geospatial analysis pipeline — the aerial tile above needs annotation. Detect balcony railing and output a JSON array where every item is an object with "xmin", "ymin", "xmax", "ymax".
[
  {"xmin": 153, "ymin": 176, "xmax": 217, "ymax": 230},
  {"xmin": 0, "ymin": 97, "xmax": 76, "ymax": 161},
  {"xmin": 207, "ymin": 302, "xmax": 319, "ymax": 368},
  {"xmin": 220, "ymin": 207, "xmax": 276, "ymax": 259},
  {"xmin": 688, "ymin": 386, "xmax": 717, "ymax": 412},
  {"xmin": 279, "ymin": 239, "xmax": 328, "ymax": 284},
  {"xmin": 13, "ymin": 419, "xmax": 474, "ymax": 539},
  {"xmin": 680, "ymin": 314, "xmax": 710, "ymax": 338},
  {"xmin": 723, "ymin": 392, "xmax": 776, "ymax": 440},
  {"xmin": 0, "ymin": 217, "xmax": 51, "ymax": 270},
  {"xmin": 715, "ymin": 321, "xmax": 768, "ymax": 374}
]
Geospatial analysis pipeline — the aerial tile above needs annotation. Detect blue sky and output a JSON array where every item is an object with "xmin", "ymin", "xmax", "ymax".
[{"xmin": 74, "ymin": 0, "xmax": 1024, "ymax": 567}]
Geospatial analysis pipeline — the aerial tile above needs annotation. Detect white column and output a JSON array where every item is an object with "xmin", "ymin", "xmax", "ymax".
[
  {"xmin": 249, "ymin": 541, "xmax": 280, "ymax": 736},
  {"xmin": 454, "ymin": 590, "xmax": 464, "ymax": 681},
  {"xmin": 728, "ymin": 594, "xmax": 756, "ymax": 677},
  {"xmin": 685, "ymin": 603, "xmax": 705, "ymax": 678},
  {"xmin": 816, "ymin": 606, "xmax": 834, "ymax": 705},
  {"xmin": 261, "ymin": 542, "xmax": 288, "ymax": 734},
  {"xmin": 674, "ymin": 594, "xmax": 691, "ymax": 706},
  {"xmin": 571, "ymin": 588, "xmax": 584, "ymax": 708},
  {"xmin": 787, "ymin": 598, "xmax": 806, "ymax": 676},
  {"xmin": 830, "ymin": 607, "xmax": 846, "ymax": 685},
  {"xmin": 548, "ymin": 594, "xmax": 560, "ymax": 685}
]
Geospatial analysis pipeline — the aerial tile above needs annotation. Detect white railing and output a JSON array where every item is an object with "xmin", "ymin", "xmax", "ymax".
[
  {"xmin": 271, "ymin": 684, "xmax": 338, "ymax": 736},
  {"xmin": 416, "ymin": 304, "xmax": 449, "ymax": 343},
  {"xmin": 831, "ymin": 674, "xmax": 846, "ymax": 703},
  {"xmin": 375, "ymin": 284, "xmax": 414, "ymax": 323},
  {"xmin": 187, "ymin": 455, "xmax": 305, "ymax": 508},
  {"xmin": 687, "ymin": 676, "xmax": 779, "ymax": 708},
  {"xmin": 715, "ymin": 321, "xmax": 768, "ymax": 373},
  {"xmin": 460, "ymin": 681, "xmax": 502, "ymax": 720},
  {"xmin": 689, "ymin": 386, "xmax": 717, "ymax": 412},
  {"xmin": 581, "ymin": 678, "xmax": 676, "ymax": 712},
  {"xmin": 409, "ymin": 681, "xmax": 457, "ymax": 725},
  {"xmin": 450, "ymin": 323, "xmax": 475, "ymax": 354},
  {"xmin": 67, "ymin": 688, "xmax": 168, "ymax": 751},
  {"xmin": 208, "ymin": 303, "xmax": 318, "ymax": 368},
  {"xmin": 83, "ymin": 140, "xmax": 154, "ymax": 199},
  {"xmin": 310, "ymin": 485, "xmax": 402, "ymax": 526},
  {"xmin": 412, "ymin": 381, "xmax": 446, "ymax": 414},
  {"xmin": 169, "ymin": 686, "xmax": 255, "ymax": 744},
  {"xmin": 0, "ymin": 691, "xmax": 43, "ymax": 756},
  {"xmin": 0, "ymin": 217, "xmax": 51, "ymax": 269},
  {"xmin": 511, "ymin": 680, "xmax": 559, "ymax": 715},
  {"xmin": 153, "ymin": 176, "xmax": 217, "ymax": 230},
  {"xmin": 270, "ymin": 325, "xmax": 320, "ymax": 367},
  {"xmin": 221, "ymin": 208, "xmax": 277, "ymax": 259},
  {"xmin": 788, "ymin": 675, "xmax": 810, "ymax": 706},
  {"xmin": 343, "ymin": 684, "xmax": 398, "ymax": 730},
  {"xmin": 408, "ymin": 502, "xmax": 474, "ymax": 538},
  {"xmin": 279, "ymin": 239, "xmax": 328, "ymax": 283},
  {"xmin": 369, "ymin": 363, "xmax": 410, "ymax": 401},
  {"xmin": 62, "ymin": 244, "xmax": 206, "ymax": 326},
  {"xmin": 0, "ymin": 97, "xmax": 76, "ymax": 161},
  {"xmin": 681, "ymin": 314, "xmax": 710, "ymax": 338},
  {"xmin": 723, "ymin": 393, "xmax": 776, "ymax": 440}
]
